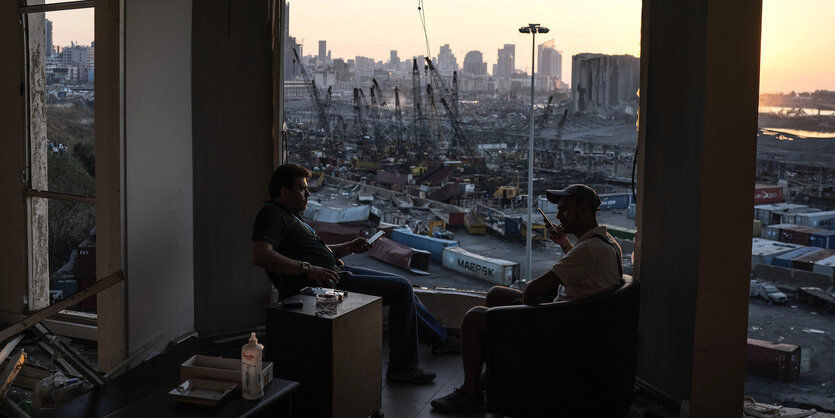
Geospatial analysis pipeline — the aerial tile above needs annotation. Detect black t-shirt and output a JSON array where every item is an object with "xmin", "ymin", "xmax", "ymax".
[{"xmin": 251, "ymin": 201, "xmax": 336, "ymax": 295}]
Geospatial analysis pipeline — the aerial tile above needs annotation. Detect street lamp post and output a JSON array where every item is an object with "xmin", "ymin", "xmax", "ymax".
[{"xmin": 519, "ymin": 23, "xmax": 548, "ymax": 283}]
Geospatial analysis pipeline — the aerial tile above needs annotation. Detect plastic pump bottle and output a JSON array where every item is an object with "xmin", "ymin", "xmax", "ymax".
[{"xmin": 241, "ymin": 332, "xmax": 264, "ymax": 400}]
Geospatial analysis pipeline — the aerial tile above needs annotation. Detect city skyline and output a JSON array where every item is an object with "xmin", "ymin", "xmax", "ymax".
[{"xmin": 44, "ymin": 1, "xmax": 835, "ymax": 93}]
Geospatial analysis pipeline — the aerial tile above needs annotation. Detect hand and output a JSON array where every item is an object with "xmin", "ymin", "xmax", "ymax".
[
  {"xmin": 548, "ymin": 224, "xmax": 570, "ymax": 248},
  {"xmin": 348, "ymin": 237, "xmax": 371, "ymax": 254},
  {"xmin": 307, "ymin": 265, "xmax": 340, "ymax": 288}
]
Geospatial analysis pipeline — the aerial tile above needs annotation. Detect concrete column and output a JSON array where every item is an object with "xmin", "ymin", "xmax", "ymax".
[{"xmin": 635, "ymin": 0, "xmax": 762, "ymax": 416}]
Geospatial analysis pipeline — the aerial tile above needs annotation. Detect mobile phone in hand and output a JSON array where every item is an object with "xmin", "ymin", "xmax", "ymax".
[
  {"xmin": 537, "ymin": 208, "xmax": 554, "ymax": 229},
  {"xmin": 362, "ymin": 230, "xmax": 385, "ymax": 249}
]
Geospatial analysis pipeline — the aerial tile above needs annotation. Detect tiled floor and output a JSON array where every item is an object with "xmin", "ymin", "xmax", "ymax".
[
  {"xmin": 378, "ymin": 336, "xmax": 677, "ymax": 418},
  {"xmin": 380, "ymin": 339, "xmax": 490, "ymax": 418}
]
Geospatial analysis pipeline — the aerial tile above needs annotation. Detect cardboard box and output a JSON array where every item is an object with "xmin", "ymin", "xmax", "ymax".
[{"xmin": 180, "ymin": 355, "xmax": 273, "ymax": 385}]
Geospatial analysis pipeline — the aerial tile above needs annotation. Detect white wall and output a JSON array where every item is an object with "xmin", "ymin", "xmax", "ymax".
[{"xmin": 125, "ymin": 0, "xmax": 194, "ymax": 353}]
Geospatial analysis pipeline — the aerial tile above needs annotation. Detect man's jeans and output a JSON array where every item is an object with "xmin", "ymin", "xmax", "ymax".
[{"xmin": 336, "ymin": 265, "xmax": 448, "ymax": 369}]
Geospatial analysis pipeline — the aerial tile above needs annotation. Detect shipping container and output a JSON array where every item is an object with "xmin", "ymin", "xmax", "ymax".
[
  {"xmin": 367, "ymin": 237, "xmax": 431, "ymax": 274},
  {"xmin": 753, "ymin": 219, "xmax": 762, "ymax": 238},
  {"xmin": 76, "ymin": 237, "xmax": 96, "ymax": 279},
  {"xmin": 792, "ymin": 249, "xmax": 835, "ymax": 271},
  {"xmin": 597, "ymin": 193, "xmax": 630, "ymax": 210},
  {"xmin": 754, "ymin": 203, "xmax": 812, "ymax": 226},
  {"xmin": 50, "ymin": 278, "xmax": 81, "ymax": 310},
  {"xmin": 810, "ymin": 230, "xmax": 835, "ymax": 249},
  {"xmin": 441, "ymin": 246, "xmax": 520, "ymax": 286},
  {"xmin": 390, "ymin": 228, "xmax": 459, "ymax": 263},
  {"xmin": 795, "ymin": 210, "xmax": 835, "ymax": 229},
  {"xmin": 750, "ymin": 238, "xmax": 803, "ymax": 265},
  {"xmin": 627, "ymin": 203, "xmax": 636, "ymax": 220},
  {"xmin": 376, "ymin": 170, "xmax": 410, "ymax": 185},
  {"xmin": 427, "ymin": 183, "xmax": 463, "ymax": 202},
  {"xmin": 604, "ymin": 224, "xmax": 636, "ymax": 240},
  {"xmin": 304, "ymin": 202, "xmax": 381, "ymax": 225},
  {"xmin": 504, "ymin": 217, "xmax": 521, "ymax": 238},
  {"xmin": 763, "ymin": 223, "xmax": 794, "ymax": 241},
  {"xmin": 746, "ymin": 338, "xmax": 801, "ymax": 381},
  {"xmin": 772, "ymin": 247, "xmax": 823, "ymax": 268},
  {"xmin": 754, "ymin": 185, "xmax": 783, "ymax": 204},
  {"xmin": 812, "ymin": 254, "xmax": 835, "ymax": 279},
  {"xmin": 464, "ymin": 213, "xmax": 487, "ymax": 235},
  {"xmin": 779, "ymin": 210, "xmax": 822, "ymax": 225},
  {"xmin": 778, "ymin": 225, "xmax": 819, "ymax": 246}
]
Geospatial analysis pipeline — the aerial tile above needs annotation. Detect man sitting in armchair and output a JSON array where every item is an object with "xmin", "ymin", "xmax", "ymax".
[{"xmin": 431, "ymin": 184, "xmax": 623, "ymax": 413}]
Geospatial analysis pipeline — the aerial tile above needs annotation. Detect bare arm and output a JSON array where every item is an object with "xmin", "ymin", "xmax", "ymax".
[
  {"xmin": 521, "ymin": 269, "xmax": 564, "ymax": 305},
  {"xmin": 252, "ymin": 241, "xmax": 340, "ymax": 287}
]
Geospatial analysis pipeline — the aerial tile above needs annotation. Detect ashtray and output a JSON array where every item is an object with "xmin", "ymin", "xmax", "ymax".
[{"xmin": 168, "ymin": 378, "xmax": 238, "ymax": 406}]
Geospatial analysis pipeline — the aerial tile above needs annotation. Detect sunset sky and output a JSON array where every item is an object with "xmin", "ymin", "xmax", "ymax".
[{"xmin": 46, "ymin": 0, "xmax": 834, "ymax": 93}]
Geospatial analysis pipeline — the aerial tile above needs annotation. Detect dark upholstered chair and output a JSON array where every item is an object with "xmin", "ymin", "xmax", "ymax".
[{"xmin": 485, "ymin": 275, "xmax": 640, "ymax": 418}]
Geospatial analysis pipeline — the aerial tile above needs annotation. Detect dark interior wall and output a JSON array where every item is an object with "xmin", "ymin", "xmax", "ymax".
[
  {"xmin": 637, "ymin": 0, "xmax": 761, "ymax": 415},
  {"xmin": 0, "ymin": 2, "xmax": 27, "ymax": 314},
  {"xmin": 192, "ymin": 0, "xmax": 275, "ymax": 335}
]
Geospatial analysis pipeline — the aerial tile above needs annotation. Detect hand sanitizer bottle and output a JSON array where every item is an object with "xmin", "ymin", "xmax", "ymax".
[{"xmin": 241, "ymin": 332, "xmax": 264, "ymax": 400}]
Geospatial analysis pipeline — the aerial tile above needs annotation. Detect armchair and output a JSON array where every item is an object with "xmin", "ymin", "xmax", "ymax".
[{"xmin": 485, "ymin": 275, "xmax": 640, "ymax": 417}]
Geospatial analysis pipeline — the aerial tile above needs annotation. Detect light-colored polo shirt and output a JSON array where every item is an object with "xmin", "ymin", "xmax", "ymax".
[{"xmin": 550, "ymin": 225, "xmax": 623, "ymax": 301}]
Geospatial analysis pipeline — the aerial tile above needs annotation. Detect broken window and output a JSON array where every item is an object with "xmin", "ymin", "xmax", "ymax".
[{"xmin": 22, "ymin": 3, "xmax": 96, "ymax": 314}]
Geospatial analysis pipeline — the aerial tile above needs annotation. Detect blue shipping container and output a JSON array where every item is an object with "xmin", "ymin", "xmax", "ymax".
[
  {"xmin": 598, "ymin": 193, "xmax": 630, "ymax": 210},
  {"xmin": 504, "ymin": 217, "xmax": 521, "ymax": 238},
  {"xmin": 50, "ymin": 278, "xmax": 81, "ymax": 310},
  {"xmin": 772, "ymin": 247, "xmax": 823, "ymax": 268},
  {"xmin": 391, "ymin": 228, "xmax": 459, "ymax": 262},
  {"xmin": 810, "ymin": 231, "xmax": 835, "ymax": 250}
]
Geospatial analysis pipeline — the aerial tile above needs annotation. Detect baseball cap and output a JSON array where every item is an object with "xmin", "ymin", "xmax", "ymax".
[{"xmin": 545, "ymin": 184, "xmax": 601, "ymax": 209}]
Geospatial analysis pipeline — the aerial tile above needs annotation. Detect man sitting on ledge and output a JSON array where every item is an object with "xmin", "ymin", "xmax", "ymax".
[
  {"xmin": 431, "ymin": 183, "xmax": 624, "ymax": 413},
  {"xmin": 252, "ymin": 164, "xmax": 460, "ymax": 385}
]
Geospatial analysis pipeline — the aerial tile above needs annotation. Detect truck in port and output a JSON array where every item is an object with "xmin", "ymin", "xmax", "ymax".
[{"xmin": 750, "ymin": 280, "xmax": 788, "ymax": 304}]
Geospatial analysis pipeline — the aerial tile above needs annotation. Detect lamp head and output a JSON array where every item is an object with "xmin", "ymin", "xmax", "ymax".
[{"xmin": 518, "ymin": 27, "xmax": 531, "ymax": 33}]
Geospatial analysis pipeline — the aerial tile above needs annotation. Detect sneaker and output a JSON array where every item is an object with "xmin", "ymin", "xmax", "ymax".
[
  {"xmin": 430, "ymin": 387, "xmax": 485, "ymax": 413},
  {"xmin": 432, "ymin": 332, "xmax": 461, "ymax": 355},
  {"xmin": 386, "ymin": 365, "xmax": 436, "ymax": 384}
]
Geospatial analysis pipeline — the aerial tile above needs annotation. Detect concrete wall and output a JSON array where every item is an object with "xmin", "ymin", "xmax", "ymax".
[
  {"xmin": 125, "ymin": 0, "xmax": 195, "ymax": 352},
  {"xmin": 0, "ymin": 1, "xmax": 28, "ymax": 315},
  {"xmin": 192, "ymin": 0, "xmax": 275, "ymax": 335}
]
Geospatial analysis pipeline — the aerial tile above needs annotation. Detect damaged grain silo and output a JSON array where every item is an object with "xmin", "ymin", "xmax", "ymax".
[{"xmin": 570, "ymin": 53, "xmax": 640, "ymax": 115}]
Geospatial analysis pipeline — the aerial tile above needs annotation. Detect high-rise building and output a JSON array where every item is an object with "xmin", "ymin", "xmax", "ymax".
[
  {"xmin": 437, "ymin": 44, "xmax": 458, "ymax": 76},
  {"xmin": 537, "ymin": 39, "xmax": 562, "ymax": 81},
  {"xmin": 462, "ymin": 51, "xmax": 487, "ymax": 76},
  {"xmin": 389, "ymin": 50, "xmax": 399, "ymax": 66},
  {"xmin": 282, "ymin": 2, "xmax": 300, "ymax": 80},
  {"xmin": 45, "ymin": 19, "xmax": 53, "ymax": 57},
  {"xmin": 495, "ymin": 44, "xmax": 515, "ymax": 76},
  {"xmin": 318, "ymin": 40, "xmax": 327, "ymax": 66}
]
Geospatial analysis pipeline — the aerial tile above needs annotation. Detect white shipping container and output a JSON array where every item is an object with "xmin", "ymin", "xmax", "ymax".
[
  {"xmin": 812, "ymin": 254, "xmax": 835, "ymax": 279},
  {"xmin": 442, "ymin": 246, "xmax": 520, "ymax": 286},
  {"xmin": 796, "ymin": 210, "xmax": 835, "ymax": 229},
  {"xmin": 750, "ymin": 238, "xmax": 803, "ymax": 265}
]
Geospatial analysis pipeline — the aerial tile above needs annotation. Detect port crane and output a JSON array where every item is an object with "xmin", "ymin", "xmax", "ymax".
[
  {"xmin": 292, "ymin": 48, "xmax": 329, "ymax": 134},
  {"xmin": 411, "ymin": 59, "xmax": 428, "ymax": 144}
]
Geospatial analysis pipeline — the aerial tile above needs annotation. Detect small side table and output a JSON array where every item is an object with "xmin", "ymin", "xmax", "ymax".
[{"xmin": 266, "ymin": 292, "xmax": 382, "ymax": 418}]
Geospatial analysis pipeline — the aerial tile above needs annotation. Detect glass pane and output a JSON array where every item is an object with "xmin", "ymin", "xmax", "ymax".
[
  {"xmin": 40, "ymin": 198, "xmax": 97, "ymax": 312},
  {"xmin": 747, "ymin": 0, "xmax": 835, "ymax": 407},
  {"xmin": 284, "ymin": 1, "xmax": 639, "ymax": 287},
  {"xmin": 32, "ymin": 8, "xmax": 95, "ymax": 195}
]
